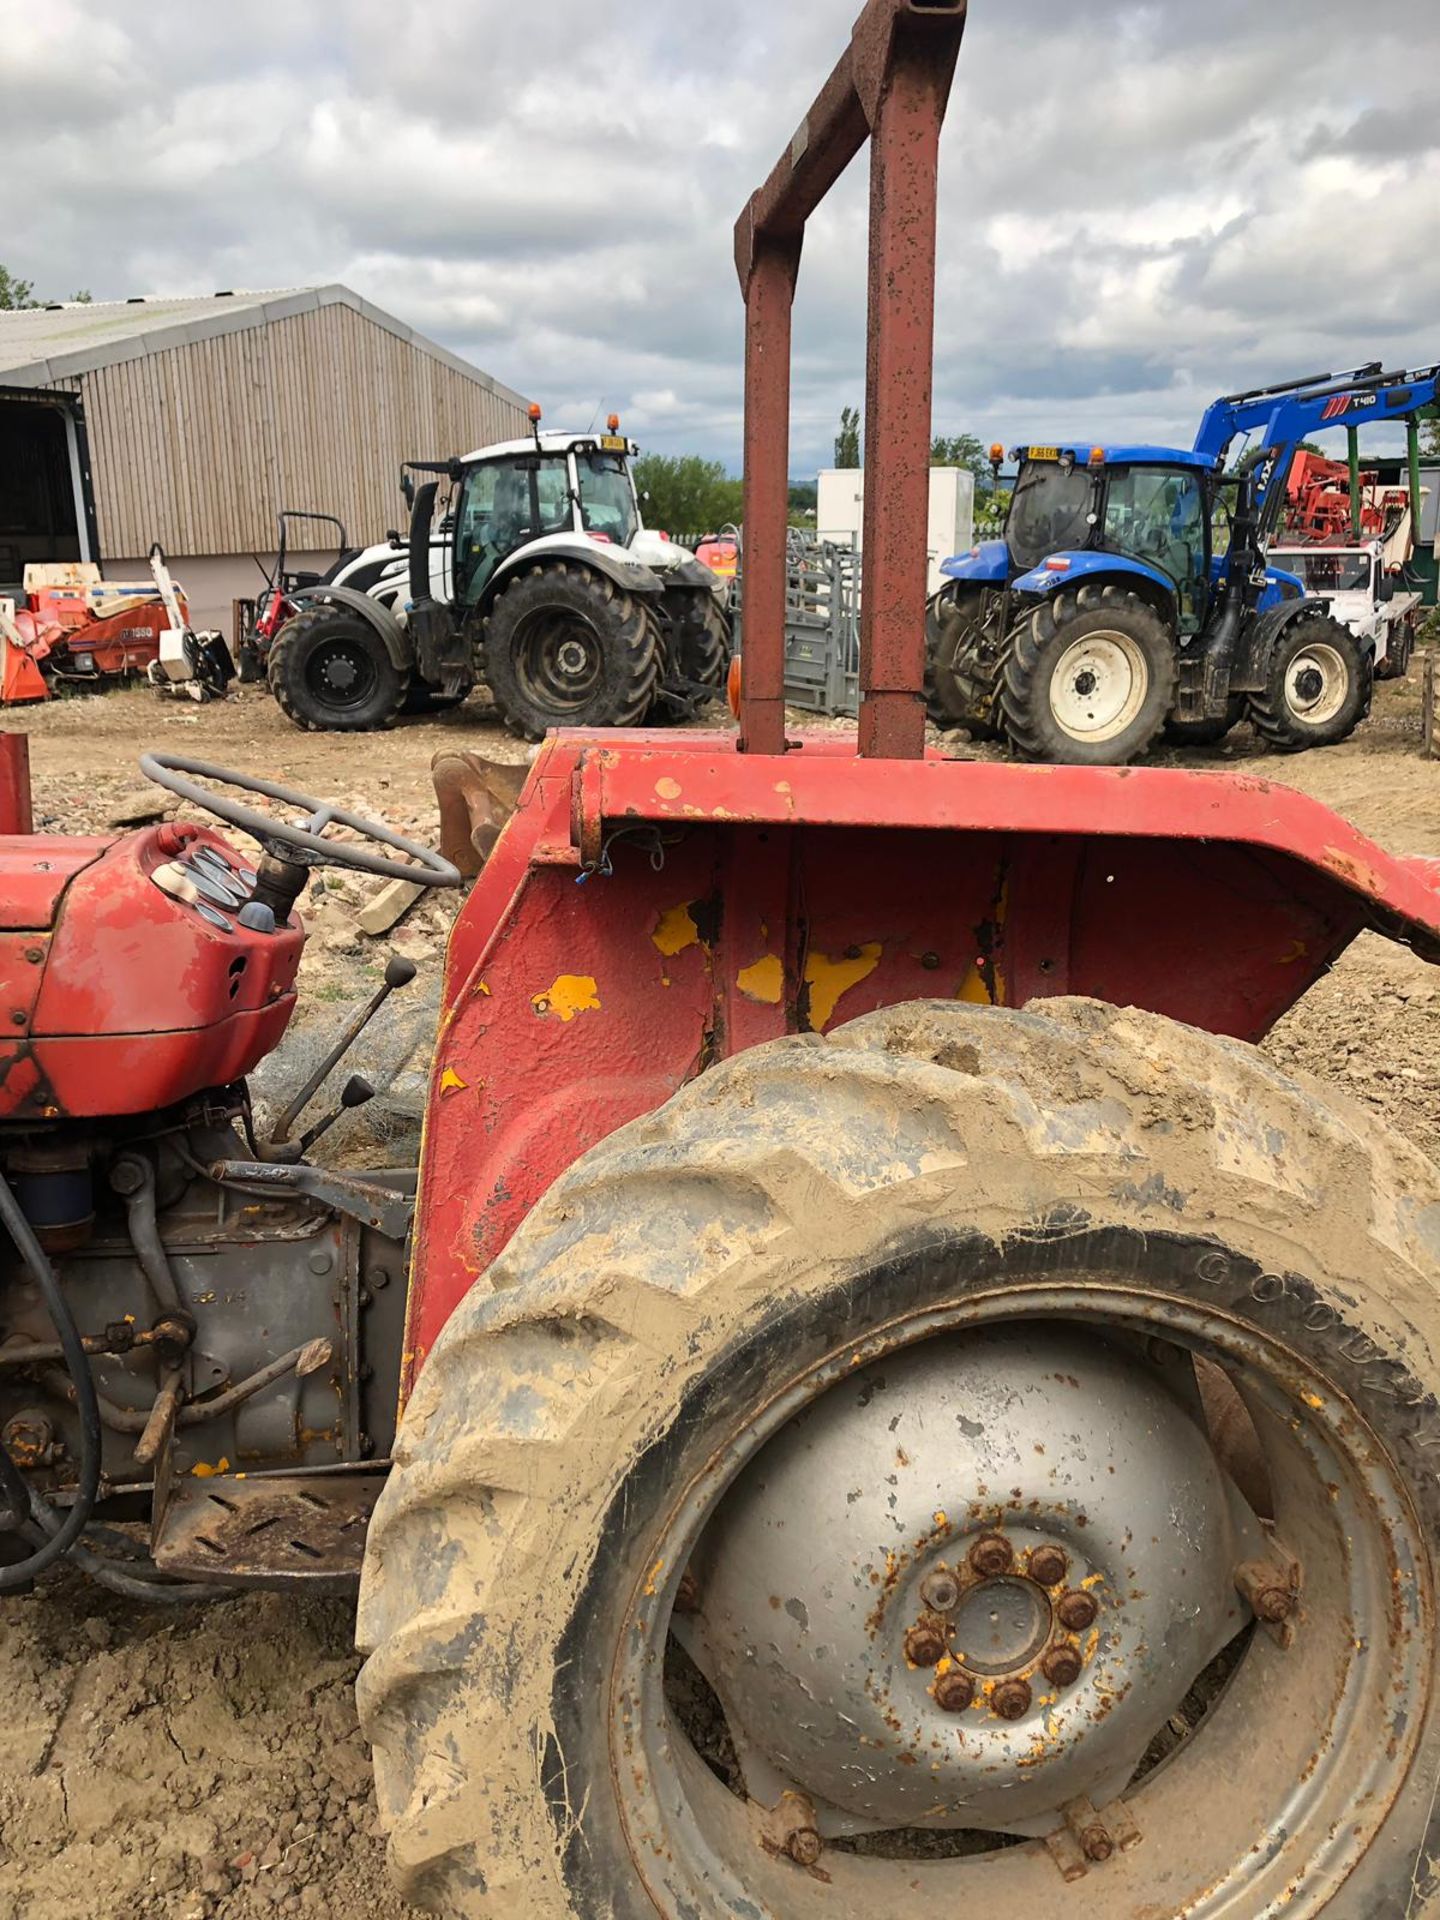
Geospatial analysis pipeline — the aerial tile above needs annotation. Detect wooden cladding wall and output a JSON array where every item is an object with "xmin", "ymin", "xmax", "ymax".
[{"xmin": 50, "ymin": 303, "xmax": 528, "ymax": 557}]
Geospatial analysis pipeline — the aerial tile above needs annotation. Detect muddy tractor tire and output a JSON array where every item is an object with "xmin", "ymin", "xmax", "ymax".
[
  {"xmin": 482, "ymin": 562, "xmax": 660, "ymax": 741},
  {"xmin": 358, "ymin": 998, "xmax": 1440, "ymax": 1920},
  {"xmin": 1248, "ymin": 610, "xmax": 1371, "ymax": 753},
  {"xmin": 649, "ymin": 585, "xmax": 731, "ymax": 724},
  {"xmin": 1001, "ymin": 585, "xmax": 1177, "ymax": 764},
  {"xmin": 267, "ymin": 606, "xmax": 408, "ymax": 732},
  {"xmin": 925, "ymin": 583, "xmax": 1000, "ymax": 737}
]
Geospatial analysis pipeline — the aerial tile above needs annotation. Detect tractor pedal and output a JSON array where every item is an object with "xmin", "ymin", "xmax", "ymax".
[{"xmin": 153, "ymin": 1467, "xmax": 384, "ymax": 1593}]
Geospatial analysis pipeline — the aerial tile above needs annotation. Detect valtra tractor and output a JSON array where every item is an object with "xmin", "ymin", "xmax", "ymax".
[{"xmin": 3, "ymin": 7, "xmax": 1440, "ymax": 1919}]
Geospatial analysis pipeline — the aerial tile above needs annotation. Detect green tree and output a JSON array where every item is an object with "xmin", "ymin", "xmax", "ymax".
[
  {"xmin": 834, "ymin": 405, "xmax": 861, "ymax": 468},
  {"xmin": 0, "ymin": 266, "xmax": 93, "ymax": 310},
  {"xmin": 931, "ymin": 431, "xmax": 998, "ymax": 496},
  {"xmin": 1421, "ymin": 406, "xmax": 1440, "ymax": 459},
  {"xmin": 633, "ymin": 453, "xmax": 743, "ymax": 536}
]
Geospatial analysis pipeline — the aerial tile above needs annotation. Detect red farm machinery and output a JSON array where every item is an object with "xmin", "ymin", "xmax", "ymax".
[{"xmin": 1, "ymin": 5, "xmax": 1440, "ymax": 1916}]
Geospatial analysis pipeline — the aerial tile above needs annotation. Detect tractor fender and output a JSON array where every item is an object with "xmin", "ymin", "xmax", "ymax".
[
  {"xmin": 1236, "ymin": 596, "xmax": 1375, "ymax": 692},
  {"xmin": 1011, "ymin": 551, "xmax": 1180, "ymax": 622},
  {"xmin": 655, "ymin": 555, "xmax": 721, "ymax": 592},
  {"xmin": 940, "ymin": 539, "xmax": 1009, "ymax": 585},
  {"xmin": 486, "ymin": 534, "xmax": 665, "ymax": 604},
  {"xmin": 285, "ymin": 582, "xmax": 412, "ymax": 671},
  {"xmin": 1255, "ymin": 565, "xmax": 1306, "ymax": 614}
]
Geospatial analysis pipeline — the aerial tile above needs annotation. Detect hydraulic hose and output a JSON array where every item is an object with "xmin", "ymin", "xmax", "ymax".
[
  {"xmin": 17, "ymin": 1496, "xmax": 235, "ymax": 1604},
  {"xmin": 0, "ymin": 1165, "xmax": 102, "ymax": 1588}
]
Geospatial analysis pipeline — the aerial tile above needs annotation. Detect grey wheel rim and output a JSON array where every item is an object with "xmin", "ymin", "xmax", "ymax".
[{"xmin": 610, "ymin": 1278, "xmax": 1429, "ymax": 1917}]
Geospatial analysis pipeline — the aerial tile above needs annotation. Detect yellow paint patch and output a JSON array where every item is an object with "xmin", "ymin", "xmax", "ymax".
[
  {"xmin": 439, "ymin": 1067, "xmax": 468, "ymax": 1094},
  {"xmin": 955, "ymin": 965, "xmax": 992, "ymax": 1004},
  {"xmin": 652, "ymin": 903, "xmax": 699, "ymax": 957},
  {"xmin": 655, "ymin": 776, "xmax": 683, "ymax": 800},
  {"xmin": 804, "ymin": 943, "xmax": 882, "ymax": 1030},
  {"xmin": 191, "ymin": 1457, "xmax": 230, "ymax": 1478},
  {"xmin": 533, "ymin": 974, "xmax": 601, "ymax": 1022},
  {"xmin": 477, "ymin": 979, "xmax": 492, "ymax": 996},
  {"xmin": 737, "ymin": 953, "xmax": 784, "ymax": 1004}
]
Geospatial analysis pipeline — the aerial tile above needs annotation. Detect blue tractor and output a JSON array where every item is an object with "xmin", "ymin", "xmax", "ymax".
[{"xmin": 928, "ymin": 362, "xmax": 1439, "ymax": 763}]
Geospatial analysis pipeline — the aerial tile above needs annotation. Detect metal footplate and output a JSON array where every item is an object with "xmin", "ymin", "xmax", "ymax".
[{"xmin": 153, "ymin": 1467, "xmax": 385, "ymax": 1593}]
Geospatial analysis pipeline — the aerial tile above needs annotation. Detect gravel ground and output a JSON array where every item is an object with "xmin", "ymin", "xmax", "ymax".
[{"xmin": 0, "ymin": 654, "xmax": 1436, "ymax": 1918}]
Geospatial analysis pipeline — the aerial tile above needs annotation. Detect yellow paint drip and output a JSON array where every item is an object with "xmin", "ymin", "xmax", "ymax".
[
  {"xmin": 191, "ymin": 1457, "xmax": 230, "ymax": 1478},
  {"xmin": 652, "ymin": 903, "xmax": 700, "ymax": 957},
  {"xmin": 804, "ymin": 943, "xmax": 882, "ymax": 1030},
  {"xmin": 439, "ymin": 1067, "xmax": 468, "ymax": 1094},
  {"xmin": 533, "ymin": 974, "xmax": 601, "ymax": 1022},
  {"xmin": 737, "ymin": 954, "xmax": 784, "ymax": 1005}
]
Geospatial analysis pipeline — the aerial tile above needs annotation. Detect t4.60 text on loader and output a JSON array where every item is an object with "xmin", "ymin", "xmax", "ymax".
[{"xmin": 1, "ymin": 6, "xmax": 1440, "ymax": 1916}]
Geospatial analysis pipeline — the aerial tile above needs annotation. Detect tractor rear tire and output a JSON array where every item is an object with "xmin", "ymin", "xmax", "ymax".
[
  {"xmin": 267, "ymin": 607, "xmax": 408, "ymax": 732},
  {"xmin": 649, "ymin": 587, "xmax": 730, "ymax": 724},
  {"xmin": 925, "ymin": 584, "xmax": 999, "ymax": 736},
  {"xmin": 1248, "ymin": 610, "xmax": 1370, "ymax": 753},
  {"xmin": 1000, "ymin": 586, "xmax": 1176, "ymax": 764},
  {"xmin": 357, "ymin": 997, "xmax": 1440, "ymax": 1920},
  {"xmin": 482, "ymin": 563, "xmax": 659, "ymax": 742}
]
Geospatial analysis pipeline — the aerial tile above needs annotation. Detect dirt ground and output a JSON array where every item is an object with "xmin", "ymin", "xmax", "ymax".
[{"xmin": 0, "ymin": 658, "xmax": 1437, "ymax": 1919}]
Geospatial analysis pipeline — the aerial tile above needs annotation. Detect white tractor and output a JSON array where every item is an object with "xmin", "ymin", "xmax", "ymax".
[
  {"xmin": 1268, "ymin": 539, "xmax": 1422, "ymax": 682},
  {"xmin": 263, "ymin": 413, "xmax": 731, "ymax": 736}
]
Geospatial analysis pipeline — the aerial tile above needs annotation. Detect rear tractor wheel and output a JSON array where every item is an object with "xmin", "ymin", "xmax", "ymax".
[
  {"xmin": 1001, "ymin": 586, "xmax": 1176, "ymax": 764},
  {"xmin": 482, "ymin": 562, "xmax": 659, "ymax": 741},
  {"xmin": 1248, "ymin": 610, "xmax": 1370, "ymax": 753},
  {"xmin": 359, "ymin": 997, "xmax": 1440, "ymax": 1920}
]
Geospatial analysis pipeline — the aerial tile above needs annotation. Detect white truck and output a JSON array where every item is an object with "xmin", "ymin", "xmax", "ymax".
[{"xmin": 1268, "ymin": 539, "xmax": 1421, "ymax": 681}]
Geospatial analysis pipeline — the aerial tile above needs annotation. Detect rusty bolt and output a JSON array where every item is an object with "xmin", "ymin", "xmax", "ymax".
[
  {"xmin": 991, "ymin": 1678, "xmax": 1032, "ymax": 1721},
  {"xmin": 904, "ymin": 1621, "xmax": 948, "ymax": 1668},
  {"xmin": 969, "ymin": 1532, "xmax": 1013, "ymax": 1577},
  {"xmin": 9, "ymin": 1009, "xmax": 25, "ymax": 1027},
  {"xmin": 1029, "ymin": 1545, "xmax": 1069, "ymax": 1587},
  {"xmin": 1042, "ymin": 1642, "xmax": 1084, "ymax": 1688},
  {"xmin": 1057, "ymin": 1589, "xmax": 1099, "ymax": 1632},
  {"xmin": 787, "ymin": 1828, "xmax": 823, "ymax": 1868},
  {"xmin": 1081, "ymin": 1825, "xmax": 1114, "ymax": 1863},
  {"xmin": 934, "ymin": 1669, "xmax": 975, "ymax": 1713},
  {"xmin": 3, "ymin": 1410, "xmax": 52, "ymax": 1469},
  {"xmin": 1235, "ymin": 1562, "xmax": 1296, "ymax": 1624},
  {"xmin": 674, "ymin": 1570, "xmax": 701, "ymax": 1616},
  {"xmin": 920, "ymin": 1570, "xmax": 961, "ymax": 1613}
]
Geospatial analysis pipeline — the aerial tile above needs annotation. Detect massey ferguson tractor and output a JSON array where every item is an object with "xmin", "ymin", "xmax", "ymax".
[
  {"xmin": 926, "ymin": 361, "xmax": 1440, "ymax": 761},
  {"xmin": 259, "ymin": 419, "xmax": 730, "ymax": 738},
  {"xmin": 3, "ymin": 7, "xmax": 1440, "ymax": 1918}
]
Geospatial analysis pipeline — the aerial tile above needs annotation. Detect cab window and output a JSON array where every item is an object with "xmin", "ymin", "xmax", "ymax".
[{"xmin": 1103, "ymin": 466, "xmax": 1208, "ymax": 630}]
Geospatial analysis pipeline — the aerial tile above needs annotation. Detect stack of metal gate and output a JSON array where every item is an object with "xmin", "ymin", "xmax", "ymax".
[{"xmin": 732, "ymin": 531, "xmax": 862, "ymax": 718}]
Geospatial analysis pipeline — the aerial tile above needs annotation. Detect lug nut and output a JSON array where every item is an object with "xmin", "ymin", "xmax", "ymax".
[
  {"xmin": 1029, "ymin": 1545, "xmax": 1069, "ymax": 1588},
  {"xmin": 1251, "ymin": 1584, "xmax": 1294, "ymax": 1624},
  {"xmin": 904, "ymin": 1621, "xmax": 948, "ymax": 1668},
  {"xmin": 991, "ymin": 1678, "xmax": 1032, "ymax": 1721},
  {"xmin": 787, "ymin": 1828, "xmax": 823, "ymax": 1868},
  {"xmin": 1042, "ymin": 1642, "xmax": 1084, "ymax": 1688},
  {"xmin": 1081, "ymin": 1824, "xmax": 1114, "ymax": 1863},
  {"xmin": 920, "ymin": 1571, "xmax": 961, "ymax": 1613},
  {"xmin": 1057, "ymin": 1589, "xmax": 1099, "ymax": 1632},
  {"xmin": 969, "ymin": 1532, "xmax": 1013, "ymax": 1577},
  {"xmin": 934, "ymin": 1669, "xmax": 975, "ymax": 1713},
  {"xmin": 674, "ymin": 1571, "xmax": 700, "ymax": 1616}
]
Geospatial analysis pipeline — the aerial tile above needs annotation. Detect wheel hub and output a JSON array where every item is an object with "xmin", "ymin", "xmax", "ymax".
[
  {"xmin": 1049, "ymin": 630, "xmax": 1148, "ymax": 742},
  {"xmin": 1284, "ymin": 642, "xmax": 1348, "ymax": 724},
  {"xmin": 689, "ymin": 1325, "xmax": 1257, "ymax": 1835},
  {"xmin": 556, "ymin": 637, "xmax": 591, "ymax": 679}
]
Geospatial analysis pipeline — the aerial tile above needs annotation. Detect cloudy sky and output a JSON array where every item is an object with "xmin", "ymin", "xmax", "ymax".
[{"xmin": 3, "ymin": 0, "xmax": 1437, "ymax": 474}]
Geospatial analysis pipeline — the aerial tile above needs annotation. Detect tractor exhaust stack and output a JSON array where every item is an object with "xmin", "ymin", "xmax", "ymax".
[{"xmin": 734, "ymin": 0, "xmax": 967, "ymax": 758}]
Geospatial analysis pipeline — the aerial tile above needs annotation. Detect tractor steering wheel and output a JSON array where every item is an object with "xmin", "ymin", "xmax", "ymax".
[{"xmin": 139, "ymin": 753, "xmax": 462, "ymax": 888}]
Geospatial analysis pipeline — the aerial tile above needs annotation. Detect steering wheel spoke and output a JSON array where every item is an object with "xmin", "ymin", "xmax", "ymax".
[{"xmin": 138, "ymin": 753, "xmax": 462, "ymax": 890}]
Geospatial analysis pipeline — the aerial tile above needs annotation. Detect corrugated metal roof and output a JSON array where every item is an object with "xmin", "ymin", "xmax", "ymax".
[{"xmin": 0, "ymin": 283, "xmax": 527, "ymax": 407}]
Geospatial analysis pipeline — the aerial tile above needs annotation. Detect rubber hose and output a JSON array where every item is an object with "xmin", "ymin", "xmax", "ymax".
[{"xmin": 0, "ymin": 1166, "xmax": 102, "ymax": 1589}]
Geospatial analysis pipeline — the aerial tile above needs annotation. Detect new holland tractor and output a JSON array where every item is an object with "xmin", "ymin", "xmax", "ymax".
[
  {"xmin": 3, "ymin": 7, "xmax": 1440, "ymax": 1918},
  {"xmin": 263, "ymin": 416, "xmax": 730, "ymax": 737},
  {"xmin": 926, "ymin": 361, "xmax": 1440, "ymax": 762}
]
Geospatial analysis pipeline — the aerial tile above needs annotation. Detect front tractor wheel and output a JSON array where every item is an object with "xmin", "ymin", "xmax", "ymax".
[
  {"xmin": 482, "ymin": 562, "xmax": 659, "ymax": 741},
  {"xmin": 1001, "ymin": 586, "xmax": 1177, "ymax": 764},
  {"xmin": 358, "ymin": 999, "xmax": 1440, "ymax": 1920},
  {"xmin": 267, "ymin": 606, "xmax": 408, "ymax": 732},
  {"xmin": 1248, "ymin": 612, "xmax": 1371, "ymax": 752}
]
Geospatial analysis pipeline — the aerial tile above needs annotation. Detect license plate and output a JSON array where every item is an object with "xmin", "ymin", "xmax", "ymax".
[
  {"xmin": 600, "ymin": 434, "xmax": 627, "ymax": 452},
  {"xmin": 1027, "ymin": 445, "xmax": 1060, "ymax": 462}
]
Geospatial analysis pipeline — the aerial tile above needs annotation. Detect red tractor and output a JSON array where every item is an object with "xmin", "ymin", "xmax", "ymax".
[{"xmin": 3, "ymin": 7, "xmax": 1440, "ymax": 1916}]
